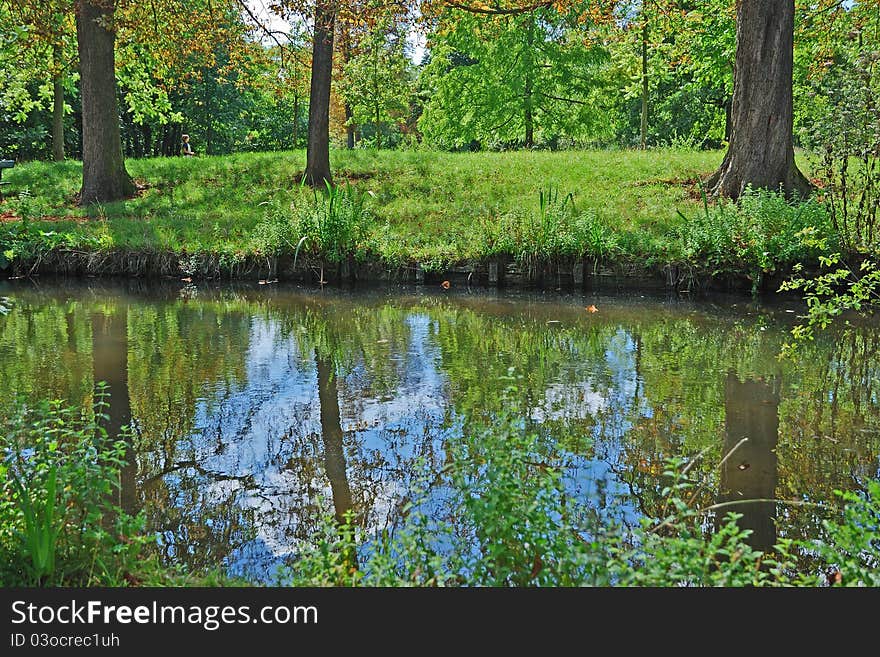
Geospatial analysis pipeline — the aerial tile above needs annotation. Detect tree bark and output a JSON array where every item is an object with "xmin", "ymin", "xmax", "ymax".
[
  {"xmin": 707, "ymin": 0, "xmax": 810, "ymax": 200},
  {"xmin": 51, "ymin": 44, "xmax": 65, "ymax": 162},
  {"xmin": 305, "ymin": 2, "xmax": 335, "ymax": 187},
  {"xmin": 76, "ymin": 0, "xmax": 134, "ymax": 204},
  {"xmin": 640, "ymin": 21, "xmax": 648, "ymax": 150},
  {"xmin": 523, "ymin": 15, "xmax": 535, "ymax": 149}
]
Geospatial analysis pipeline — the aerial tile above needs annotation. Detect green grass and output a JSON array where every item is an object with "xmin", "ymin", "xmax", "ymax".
[{"xmin": 0, "ymin": 148, "xmax": 826, "ymax": 277}]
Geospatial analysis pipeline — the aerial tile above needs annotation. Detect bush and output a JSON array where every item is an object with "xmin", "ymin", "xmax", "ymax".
[
  {"xmin": 251, "ymin": 183, "xmax": 374, "ymax": 264},
  {"xmin": 0, "ymin": 392, "xmax": 149, "ymax": 586},
  {"xmin": 673, "ymin": 186, "xmax": 834, "ymax": 288},
  {"xmin": 490, "ymin": 186, "xmax": 613, "ymax": 265}
]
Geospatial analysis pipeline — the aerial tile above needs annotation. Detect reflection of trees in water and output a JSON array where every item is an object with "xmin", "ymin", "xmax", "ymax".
[
  {"xmin": 316, "ymin": 352, "xmax": 354, "ymax": 525},
  {"xmin": 716, "ymin": 373, "xmax": 780, "ymax": 553},
  {"xmin": 91, "ymin": 306, "xmax": 138, "ymax": 515},
  {"xmin": 0, "ymin": 294, "xmax": 93, "ymax": 414},
  {"xmin": 3, "ymin": 283, "xmax": 880, "ymax": 578}
]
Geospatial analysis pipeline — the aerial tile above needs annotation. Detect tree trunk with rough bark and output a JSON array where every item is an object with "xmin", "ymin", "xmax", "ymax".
[
  {"xmin": 76, "ymin": 0, "xmax": 133, "ymax": 204},
  {"xmin": 305, "ymin": 2, "xmax": 335, "ymax": 187},
  {"xmin": 707, "ymin": 0, "xmax": 810, "ymax": 200},
  {"xmin": 51, "ymin": 44, "xmax": 65, "ymax": 162}
]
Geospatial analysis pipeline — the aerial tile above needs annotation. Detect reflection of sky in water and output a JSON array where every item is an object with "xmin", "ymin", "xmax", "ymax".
[
  {"xmin": 153, "ymin": 313, "xmax": 651, "ymax": 582},
  {"xmin": 5, "ymin": 282, "xmax": 880, "ymax": 583}
]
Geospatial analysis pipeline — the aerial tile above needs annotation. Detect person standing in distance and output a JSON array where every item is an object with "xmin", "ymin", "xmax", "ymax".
[{"xmin": 181, "ymin": 134, "xmax": 196, "ymax": 157}]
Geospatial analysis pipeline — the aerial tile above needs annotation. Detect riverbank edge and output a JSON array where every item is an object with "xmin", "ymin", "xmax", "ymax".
[{"xmin": 5, "ymin": 246, "xmax": 799, "ymax": 295}]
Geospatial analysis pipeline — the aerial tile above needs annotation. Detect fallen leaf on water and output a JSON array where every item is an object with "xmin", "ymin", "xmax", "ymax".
[
  {"xmin": 441, "ymin": 280, "xmax": 451, "ymax": 290},
  {"xmin": 737, "ymin": 462, "xmax": 750, "ymax": 471},
  {"xmin": 586, "ymin": 305, "xmax": 598, "ymax": 313}
]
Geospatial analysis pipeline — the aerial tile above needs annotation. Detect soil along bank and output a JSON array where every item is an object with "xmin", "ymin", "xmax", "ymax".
[{"xmin": 0, "ymin": 246, "xmax": 809, "ymax": 295}]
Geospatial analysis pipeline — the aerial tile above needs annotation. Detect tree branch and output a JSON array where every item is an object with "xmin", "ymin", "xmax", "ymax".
[{"xmin": 444, "ymin": 1, "xmax": 551, "ymax": 16}]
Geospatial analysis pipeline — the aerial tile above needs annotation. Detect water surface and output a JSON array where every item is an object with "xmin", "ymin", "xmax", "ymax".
[{"xmin": 2, "ymin": 279, "xmax": 878, "ymax": 581}]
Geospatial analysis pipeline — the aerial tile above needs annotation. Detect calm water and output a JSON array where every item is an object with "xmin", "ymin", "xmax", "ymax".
[{"xmin": 2, "ymin": 279, "xmax": 879, "ymax": 581}]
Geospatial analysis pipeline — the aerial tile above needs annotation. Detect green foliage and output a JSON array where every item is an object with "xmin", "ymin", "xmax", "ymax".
[
  {"xmin": 0, "ymin": 216, "xmax": 110, "ymax": 270},
  {"xmin": 339, "ymin": 23, "xmax": 414, "ymax": 149},
  {"xmin": 252, "ymin": 182, "xmax": 374, "ymax": 264},
  {"xmin": 779, "ymin": 243, "xmax": 880, "ymax": 355},
  {"xmin": 0, "ymin": 391, "xmax": 245, "ymax": 586},
  {"xmin": 0, "ymin": 392, "xmax": 143, "ymax": 585},
  {"xmin": 279, "ymin": 391, "xmax": 879, "ymax": 587},
  {"xmin": 8, "ymin": 465, "xmax": 60, "ymax": 583},
  {"xmin": 419, "ymin": 8, "xmax": 612, "ymax": 150},
  {"xmin": 488, "ymin": 185, "xmax": 612, "ymax": 264},
  {"xmin": 778, "ymin": 6, "xmax": 880, "ymax": 355},
  {"xmin": 612, "ymin": 456, "xmax": 787, "ymax": 586},
  {"xmin": 809, "ymin": 480, "xmax": 880, "ymax": 587},
  {"xmin": 671, "ymin": 187, "xmax": 834, "ymax": 288}
]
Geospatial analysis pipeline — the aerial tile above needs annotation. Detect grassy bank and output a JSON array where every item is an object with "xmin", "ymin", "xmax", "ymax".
[{"xmin": 0, "ymin": 149, "xmax": 831, "ymax": 288}]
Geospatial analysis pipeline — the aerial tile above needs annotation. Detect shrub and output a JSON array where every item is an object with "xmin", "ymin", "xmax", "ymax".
[
  {"xmin": 251, "ymin": 183, "xmax": 374, "ymax": 264},
  {"xmin": 0, "ymin": 392, "xmax": 148, "ymax": 585}
]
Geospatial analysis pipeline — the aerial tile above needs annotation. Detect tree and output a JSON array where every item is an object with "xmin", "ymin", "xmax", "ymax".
[
  {"xmin": 1, "ymin": 0, "xmax": 77, "ymax": 161},
  {"xmin": 305, "ymin": 1, "xmax": 336, "ymax": 186},
  {"xmin": 339, "ymin": 20, "xmax": 412, "ymax": 149},
  {"xmin": 707, "ymin": 0, "xmax": 811, "ymax": 200},
  {"xmin": 420, "ymin": 6, "xmax": 610, "ymax": 149},
  {"xmin": 76, "ymin": 0, "xmax": 134, "ymax": 204}
]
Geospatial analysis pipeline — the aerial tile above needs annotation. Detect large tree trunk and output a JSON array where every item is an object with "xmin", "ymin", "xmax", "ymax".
[
  {"xmin": 51, "ymin": 44, "xmax": 65, "ymax": 162},
  {"xmin": 716, "ymin": 373, "xmax": 779, "ymax": 553},
  {"xmin": 76, "ymin": 0, "xmax": 134, "ymax": 204},
  {"xmin": 305, "ymin": 2, "xmax": 335, "ymax": 187},
  {"xmin": 707, "ymin": 0, "xmax": 810, "ymax": 200}
]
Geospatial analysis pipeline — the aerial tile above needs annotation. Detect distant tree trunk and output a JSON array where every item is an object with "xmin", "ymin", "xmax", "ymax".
[
  {"xmin": 141, "ymin": 123, "xmax": 152, "ymax": 158},
  {"xmin": 523, "ymin": 16, "xmax": 535, "ymax": 149},
  {"xmin": 340, "ymin": 28, "xmax": 355, "ymax": 150},
  {"xmin": 76, "ymin": 0, "xmax": 134, "ymax": 204},
  {"xmin": 305, "ymin": 2, "xmax": 335, "ymax": 187},
  {"xmin": 293, "ymin": 94, "xmax": 301, "ymax": 148},
  {"xmin": 345, "ymin": 105, "xmax": 355, "ymax": 149},
  {"xmin": 51, "ymin": 44, "xmax": 65, "ymax": 162},
  {"xmin": 374, "ymin": 102, "xmax": 381, "ymax": 150},
  {"xmin": 640, "ymin": 21, "xmax": 648, "ymax": 150},
  {"xmin": 707, "ymin": 0, "xmax": 810, "ymax": 200}
]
